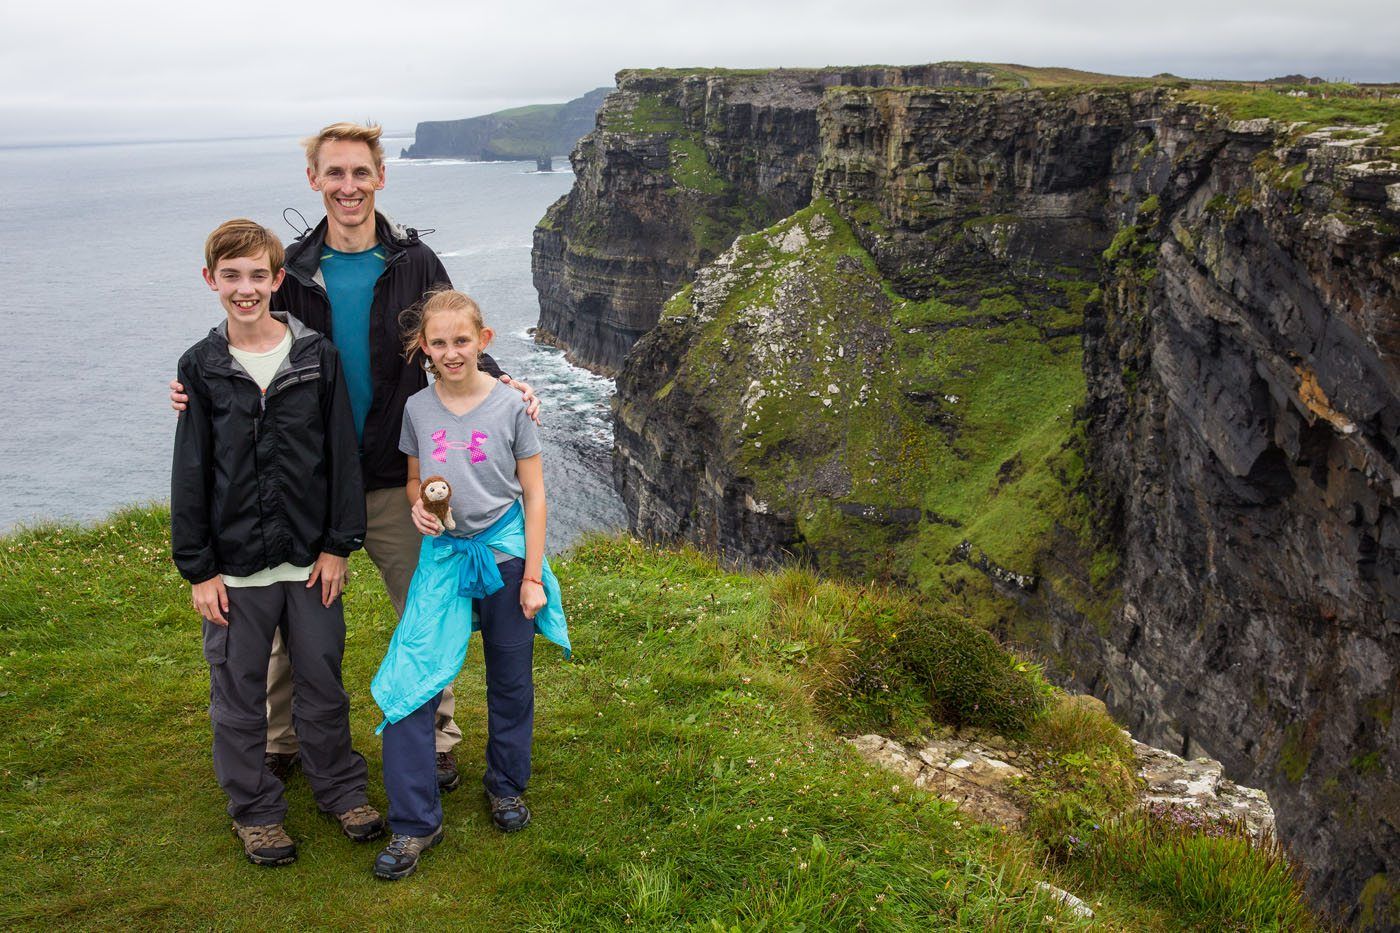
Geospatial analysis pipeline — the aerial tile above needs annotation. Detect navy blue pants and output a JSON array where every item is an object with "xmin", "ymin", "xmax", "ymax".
[{"xmin": 382, "ymin": 557, "xmax": 536, "ymax": 835}]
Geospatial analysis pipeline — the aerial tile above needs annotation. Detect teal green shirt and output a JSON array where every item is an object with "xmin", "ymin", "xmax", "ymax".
[{"xmin": 321, "ymin": 245, "xmax": 386, "ymax": 441}]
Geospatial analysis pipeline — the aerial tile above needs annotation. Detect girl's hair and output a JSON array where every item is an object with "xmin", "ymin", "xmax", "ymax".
[{"xmin": 400, "ymin": 288, "xmax": 486, "ymax": 376}]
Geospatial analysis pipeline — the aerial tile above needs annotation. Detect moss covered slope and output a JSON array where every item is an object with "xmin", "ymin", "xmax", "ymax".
[{"xmin": 616, "ymin": 199, "xmax": 1091, "ymax": 616}]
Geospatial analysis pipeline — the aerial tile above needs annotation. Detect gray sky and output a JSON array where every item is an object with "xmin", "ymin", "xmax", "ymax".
[{"xmin": 4, "ymin": 0, "xmax": 1396, "ymax": 145}]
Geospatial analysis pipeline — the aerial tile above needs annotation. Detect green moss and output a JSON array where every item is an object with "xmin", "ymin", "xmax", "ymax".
[
  {"xmin": 1350, "ymin": 750, "xmax": 1383, "ymax": 776},
  {"xmin": 662, "ymin": 200, "xmax": 1091, "ymax": 618},
  {"xmin": 668, "ymin": 136, "xmax": 725, "ymax": 194},
  {"xmin": 842, "ymin": 198, "xmax": 890, "ymax": 236},
  {"xmin": 1278, "ymin": 723, "xmax": 1314, "ymax": 783},
  {"xmin": 603, "ymin": 93, "xmax": 686, "ymax": 135},
  {"xmin": 1359, "ymin": 874, "xmax": 1395, "ymax": 931},
  {"xmin": 1104, "ymin": 226, "xmax": 1137, "ymax": 262},
  {"xmin": 1138, "ymin": 195, "xmax": 1160, "ymax": 217},
  {"xmin": 1281, "ymin": 163, "xmax": 1308, "ymax": 192}
]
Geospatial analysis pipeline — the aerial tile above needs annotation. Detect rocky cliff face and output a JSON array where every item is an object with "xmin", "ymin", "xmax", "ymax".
[
  {"xmin": 1077, "ymin": 110, "xmax": 1399, "ymax": 927},
  {"xmin": 532, "ymin": 66, "xmax": 998, "ymax": 373},
  {"xmin": 539, "ymin": 71, "xmax": 1400, "ymax": 925}
]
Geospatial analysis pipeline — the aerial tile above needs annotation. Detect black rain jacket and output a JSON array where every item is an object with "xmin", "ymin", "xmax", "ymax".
[
  {"xmin": 273, "ymin": 212, "xmax": 504, "ymax": 491},
  {"xmin": 171, "ymin": 314, "xmax": 366, "ymax": 583}
]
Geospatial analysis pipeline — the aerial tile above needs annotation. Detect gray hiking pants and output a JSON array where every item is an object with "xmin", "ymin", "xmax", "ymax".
[{"xmin": 204, "ymin": 580, "xmax": 368, "ymax": 825}]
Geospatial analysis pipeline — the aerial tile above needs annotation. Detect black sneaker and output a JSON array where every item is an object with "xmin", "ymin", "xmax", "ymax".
[
  {"xmin": 232, "ymin": 821, "xmax": 297, "ymax": 867},
  {"xmin": 436, "ymin": 751, "xmax": 461, "ymax": 793},
  {"xmin": 264, "ymin": 751, "xmax": 298, "ymax": 783},
  {"xmin": 487, "ymin": 792, "xmax": 531, "ymax": 833},
  {"xmin": 372, "ymin": 827, "xmax": 444, "ymax": 880}
]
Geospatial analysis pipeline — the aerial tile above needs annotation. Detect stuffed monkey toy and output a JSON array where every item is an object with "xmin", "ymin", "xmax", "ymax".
[{"xmin": 419, "ymin": 475, "xmax": 456, "ymax": 532}]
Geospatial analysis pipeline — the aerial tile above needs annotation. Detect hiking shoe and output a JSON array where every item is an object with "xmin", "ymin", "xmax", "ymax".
[
  {"xmin": 436, "ymin": 751, "xmax": 461, "ymax": 793},
  {"xmin": 231, "ymin": 821, "xmax": 297, "ymax": 867},
  {"xmin": 335, "ymin": 804, "xmax": 385, "ymax": 843},
  {"xmin": 264, "ymin": 751, "xmax": 298, "ymax": 783},
  {"xmin": 372, "ymin": 827, "xmax": 444, "ymax": 880},
  {"xmin": 487, "ymin": 792, "xmax": 531, "ymax": 833}
]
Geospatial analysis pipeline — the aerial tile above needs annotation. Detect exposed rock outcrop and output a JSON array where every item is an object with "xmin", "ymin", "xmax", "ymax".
[{"xmin": 847, "ymin": 728, "xmax": 1278, "ymax": 841}]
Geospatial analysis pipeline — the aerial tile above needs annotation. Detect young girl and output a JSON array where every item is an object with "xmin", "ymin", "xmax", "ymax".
[{"xmin": 369, "ymin": 289, "xmax": 569, "ymax": 880}]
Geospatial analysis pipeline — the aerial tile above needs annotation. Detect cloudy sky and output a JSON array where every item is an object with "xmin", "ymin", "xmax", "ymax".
[{"xmin": 4, "ymin": 0, "xmax": 1396, "ymax": 145}]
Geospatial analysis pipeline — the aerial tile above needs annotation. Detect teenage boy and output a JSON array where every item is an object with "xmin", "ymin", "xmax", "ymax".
[
  {"xmin": 170, "ymin": 123, "xmax": 538, "ymax": 791},
  {"xmin": 172, "ymin": 219, "xmax": 383, "ymax": 866}
]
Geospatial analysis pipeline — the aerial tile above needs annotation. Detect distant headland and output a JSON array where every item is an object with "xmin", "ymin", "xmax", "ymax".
[{"xmin": 400, "ymin": 87, "xmax": 610, "ymax": 162}]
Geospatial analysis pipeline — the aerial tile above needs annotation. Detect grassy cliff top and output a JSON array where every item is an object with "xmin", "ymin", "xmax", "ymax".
[{"xmin": 0, "ymin": 509, "xmax": 1315, "ymax": 928}]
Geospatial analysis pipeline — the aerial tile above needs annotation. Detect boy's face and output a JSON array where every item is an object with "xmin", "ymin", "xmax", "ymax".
[
  {"xmin": 202, "ymin": 250, "xmax": 285, "ymax": 327},
  {"xmin": 308, "ymin": 139, "xmax": 385, "ymax": 233}
]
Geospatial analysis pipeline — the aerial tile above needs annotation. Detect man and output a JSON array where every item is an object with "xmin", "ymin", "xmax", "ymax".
[{"xmin": 171, "ymin": 122, "xmax": 538, "ymax": 792}]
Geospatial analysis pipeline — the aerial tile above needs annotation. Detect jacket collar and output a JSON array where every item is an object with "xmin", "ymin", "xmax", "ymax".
[
  {"xmin": 200, "ymin": 312, "xmax": 318, "ymax": 376},
  {"xmin": 283, "ymin": 211, "xmax": 418, "ymax": 290}
]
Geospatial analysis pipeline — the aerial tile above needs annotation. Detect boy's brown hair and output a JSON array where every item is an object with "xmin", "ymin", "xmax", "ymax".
[
  {"xmin": 303, "ymin": 121, "xmax": 385, "ymax": 171},
  {"xmin": 203, "ymin": 219, "xmax": 285, "ymax": 274}
]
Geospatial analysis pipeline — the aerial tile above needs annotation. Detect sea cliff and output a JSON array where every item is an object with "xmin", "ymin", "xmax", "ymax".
[
  {"xmin": 533, "ymin": 67, "xmax": 1400, "ymax": 925},
  {"xmin": 401, "ymin": 87, "xmax": 610, "ymax": 161}
]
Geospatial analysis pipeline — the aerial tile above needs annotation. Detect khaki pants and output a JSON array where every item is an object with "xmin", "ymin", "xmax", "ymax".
[{"xmin": 265, "ymin": 486, "xmax": 463, "ymax": 754}]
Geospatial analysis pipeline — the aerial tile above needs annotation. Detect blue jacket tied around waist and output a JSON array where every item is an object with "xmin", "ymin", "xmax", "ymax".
[{"xmin": 371, "ymin": 499, "xmax": 569, "ymax": 731}]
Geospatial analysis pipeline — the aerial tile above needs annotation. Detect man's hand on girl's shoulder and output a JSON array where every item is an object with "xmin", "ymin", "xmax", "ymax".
[
  {"xmin": 499, "ymin": 375, "xmax": 541, "ymax": 425},
  {"xmin": 169, "ymin": 379, "xmax": 189, "ymax": 413}
]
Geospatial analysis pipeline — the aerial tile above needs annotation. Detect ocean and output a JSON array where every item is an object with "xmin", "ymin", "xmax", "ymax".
[{"xmin": 0, "ymin": 135, "xmax": 625, "ymax": 550}]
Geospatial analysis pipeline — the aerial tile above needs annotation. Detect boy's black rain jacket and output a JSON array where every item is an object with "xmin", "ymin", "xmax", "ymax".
[
  {"xmin": 273, "ymin": 211, "xmax": 504, "ymax": 492},
  {"xmin": 171, "ymin": 314, "xmax": 366, "ymax": 583}
]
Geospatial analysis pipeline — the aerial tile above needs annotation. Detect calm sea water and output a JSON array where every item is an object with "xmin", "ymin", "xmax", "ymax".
[{"xmin": 0, "ymin": 135, "xmax": 624, "ymax": 550}]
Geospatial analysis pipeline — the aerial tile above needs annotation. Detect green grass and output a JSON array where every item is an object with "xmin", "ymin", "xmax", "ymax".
[
  {"xmin": 0, "ymin": 510, "xmax": 1319, "ymax": 929},
  {"xmin": 0, "ymin": 511, "xmax": 1108, "ymax": 929},
  {"xmin": 1181, "ymin": 87, "xmax": 1400, "ymax": 148},
  {"xmin": 1074, "ymin": 816, "xmax": 1316, "ymax": 931}
]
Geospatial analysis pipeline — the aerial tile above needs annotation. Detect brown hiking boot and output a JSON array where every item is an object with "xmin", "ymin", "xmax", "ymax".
[
  {"xmin": 435, "ymin": 751, "xmax": 461, "ymax": 792},
  {"xmin": 231, "ymin": 821, "xmax": 296, "ymax": 866},
  {"xmin": 335, "ymin": 804, "xmax": 385, "ymax": 842},
  {"xmin": 264, "ymin": 751, "xmax": 298, "ymax": 783}
]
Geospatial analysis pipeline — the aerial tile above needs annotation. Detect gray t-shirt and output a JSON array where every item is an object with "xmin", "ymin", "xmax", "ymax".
[{"xmin": 400, "ymin": 382, "xmax": 542, "ymax": 549}]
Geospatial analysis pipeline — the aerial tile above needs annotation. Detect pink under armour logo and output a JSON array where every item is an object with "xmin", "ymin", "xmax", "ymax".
[{"xmin": 431, "ymin": 429, "xmax": 488, "ymax": 464}]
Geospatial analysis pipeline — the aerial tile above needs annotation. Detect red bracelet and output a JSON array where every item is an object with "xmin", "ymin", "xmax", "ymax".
[{"xmin": 523, "ymin": 576, "xmax": 543, "ymax": 586}]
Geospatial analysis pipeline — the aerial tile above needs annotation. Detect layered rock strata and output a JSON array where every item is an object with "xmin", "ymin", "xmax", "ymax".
[
  {"xmin": 532, "ymin": 66, "xmax": 998, "ymax": 373},
  {"xmin": 542, "ymin": 71, "xmax": 1399, "ymax": 925}
]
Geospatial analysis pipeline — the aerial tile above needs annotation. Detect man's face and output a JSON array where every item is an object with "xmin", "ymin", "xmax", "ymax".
[
  {"xmin": 308, "ymin": 139, "xmax": 385, "ymax": 232},
  {"xmin": 202, "ymin": 251, "xmax": 284, "ymax": 326}
]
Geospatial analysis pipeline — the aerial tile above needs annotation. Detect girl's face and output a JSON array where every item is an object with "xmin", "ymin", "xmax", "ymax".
[{"xmin": 422, "ymin": 310, "xmax": 493, "ymax": 383}]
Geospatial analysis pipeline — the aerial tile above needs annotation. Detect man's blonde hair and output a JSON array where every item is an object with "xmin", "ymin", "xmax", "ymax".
[{"xmin": 302, "ymin": 121, "xmax": 385, "ymax": 171}]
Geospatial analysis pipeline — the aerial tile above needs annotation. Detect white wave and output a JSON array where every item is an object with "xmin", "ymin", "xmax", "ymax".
[{"xmin": 437, "ymin": 242, "xmax": 533, "ymax": 258}]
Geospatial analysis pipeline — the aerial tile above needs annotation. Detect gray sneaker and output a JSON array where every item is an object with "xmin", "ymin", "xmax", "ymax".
[
  {"xmin": 231, "ymin": 821, "xmax": 297, "ymax": 867},
  {"xmin": 372, "ymin": 827, "xmax": 444, "ymax": 880}
]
